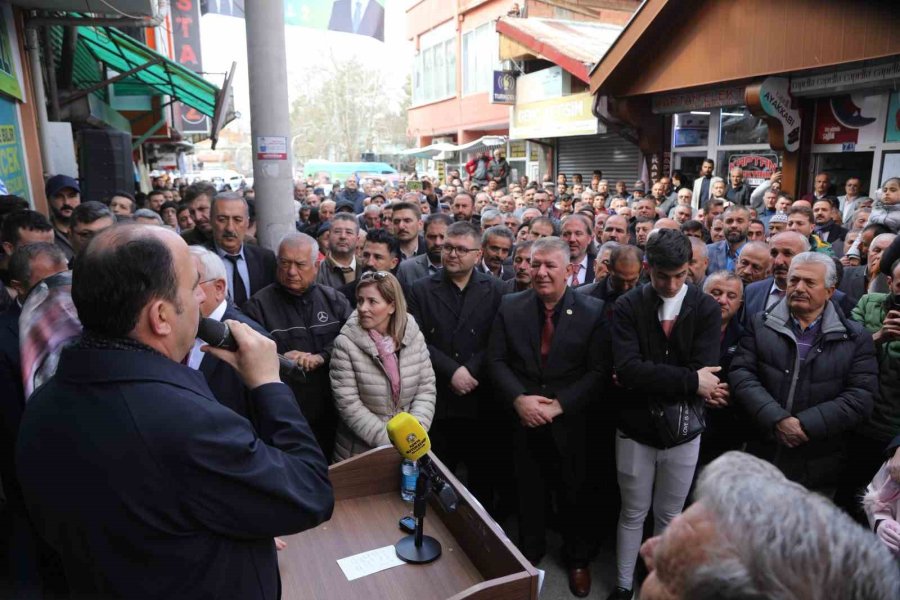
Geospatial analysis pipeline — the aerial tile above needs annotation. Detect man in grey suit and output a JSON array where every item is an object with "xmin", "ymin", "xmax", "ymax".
[{"xmin": 397, "ymin": 213, "xmax": 451, "ymax": 290}]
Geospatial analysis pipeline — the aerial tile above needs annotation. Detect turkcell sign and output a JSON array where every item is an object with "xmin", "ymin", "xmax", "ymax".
[{"xmin": 491, "ymin": 71, "xmax": 516, "ymax": 105}]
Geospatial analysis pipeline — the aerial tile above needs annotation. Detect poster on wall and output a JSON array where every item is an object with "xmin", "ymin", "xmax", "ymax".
[
  {"xmin": 727, "ymin": 152, "xmax": 779, "ymax": 187},
  {"xmin": 814, "ymin": 94, "xmax": 886, "ymax": 148},
  {"xmin": 0, "ymin": 3, "xmax": 21, "ymax": 100},
  {"xmin": 886, "ymin": 92, "xmax": 900, "ymax": 143},
  {"xmin": 0, "ymin": 96, "xmax": 30, "ymax": 199}
]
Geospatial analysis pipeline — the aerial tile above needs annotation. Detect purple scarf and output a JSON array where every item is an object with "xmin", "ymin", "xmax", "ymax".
[{"xmin": 368, "ymin": 329, "xmax": 400, "ymax": 405}]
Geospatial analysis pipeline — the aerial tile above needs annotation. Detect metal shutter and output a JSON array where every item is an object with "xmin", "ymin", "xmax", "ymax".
[{"xmin": 556, "ymin": 134, "xmax": 641, "ymax": 185}]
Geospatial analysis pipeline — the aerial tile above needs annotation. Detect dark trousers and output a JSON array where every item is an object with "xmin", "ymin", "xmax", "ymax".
[
  {"xmin": 429, "ymin": 417, "xmax": 493, "ymax": 508},
  {"xmin": 834, "ymin": 432, "xmax": 890, "ymax": 525},
  {"xmin": 513, "ymin": 419, "xmax": 590, "ymax": 567}
]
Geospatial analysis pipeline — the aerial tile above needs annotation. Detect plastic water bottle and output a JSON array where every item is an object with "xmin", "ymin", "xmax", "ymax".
[{"xmin": 401, "ymin": 459, "xmax": 419, "ymax": 502}]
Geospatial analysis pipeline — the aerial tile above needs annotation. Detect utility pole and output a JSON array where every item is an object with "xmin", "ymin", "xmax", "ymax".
[{"xmin": 244, "ymin": 1, "xmax": 294, "ymax": 251}]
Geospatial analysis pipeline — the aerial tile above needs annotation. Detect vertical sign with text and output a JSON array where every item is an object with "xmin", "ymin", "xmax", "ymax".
[{"xmin": 172, "ymin": 0, "xmax": 209, "ymax": 134}]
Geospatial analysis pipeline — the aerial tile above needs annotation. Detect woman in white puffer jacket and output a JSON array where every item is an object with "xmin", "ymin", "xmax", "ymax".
[{"xmin": 329, "ymin": 271, "xmax": 435, "ymax": 462}]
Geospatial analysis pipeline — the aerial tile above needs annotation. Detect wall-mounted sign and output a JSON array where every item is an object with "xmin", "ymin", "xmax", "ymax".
[
  {"xmin": 652, "ymin": 86, "xmax": 744, "ymax": 114},
  {"xmin": 173, "ymin": 0, "xmax": 210, "ymax": 134},
  {"xmin": 0, "ymin": 4, "xmax": 22, "ymax": 100},
  {"xmin": 813, "ymin": 93, "xmax": 885, "ymax": 146},
  {"xmin": 726, "ymin": 152, "xmax": 778, "ymax": 187},
  {"xmin": 491, "ymin": 71, "xmax": 516, "ymax": 105},
  {"xmin": 791, "ymin": 60, "xmax": 900, "ymax": 96},
  {"xmin": 746, "ymin": 77, "xmax": 800, "ymax": 152},
  {"xmin": 886, "ymin": 92, "xmax": 900, "ymax": 143},
  {"xmin": 0, "ymin": 96, "xmax": 29, "ymax": 198},
  {"xmin": 510, "ymin": 92, "xmax": 601, "ymax": 140}
]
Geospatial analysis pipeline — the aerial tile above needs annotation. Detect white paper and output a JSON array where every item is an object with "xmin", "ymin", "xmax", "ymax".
[
  {"xmin": 337, "ymin": 545, "xmax": 406, "ymax": 581},
  {"xmin": 537, "ymin": 568, "xmax": 545, "ymax": 597}
]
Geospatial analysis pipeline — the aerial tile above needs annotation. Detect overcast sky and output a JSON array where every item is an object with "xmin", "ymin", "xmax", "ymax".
[{"xmin": 199, "ymin": 2, "xmax": 413, "ymax": 133}]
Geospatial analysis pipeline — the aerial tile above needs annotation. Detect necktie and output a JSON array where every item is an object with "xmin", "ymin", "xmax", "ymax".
[
  {"xmin": 353, "ymin": 0, "xmax": 362, "ymax": 32},
  {"xmin": 569, "ymin": 264, "xmax": 582, "ymax": 287},
  {"xmin": 224, "ymin": 254, "xmax": 247, "ymax": 306},
  {"xmin": 540, "ymin": 307, "xmax": 554, "ymax": 368},
  {"xmin": 340, "ymin": 265, "xmax": 355, "ymax": 284},
  {"xmin": 768, "ymin": 287, "xmax": 785, "ymax": 309}
]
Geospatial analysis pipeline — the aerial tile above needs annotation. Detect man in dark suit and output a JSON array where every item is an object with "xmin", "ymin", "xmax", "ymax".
[
  {"xmin": 16, "ymin": 225, "xmax": 333, "ymax": 599},
  {"xmin": 561, "ymin": 213, "xmax": 596, "ymax": 287},
  {"xmin": 338, "ymin": 228, "xmax": 400, "ymax": 308},
  {"xmin": 209, "ymin": 192, "xmax": 276, "ymax": 308},
  {"xmin": 502, "ymin": 240, "xmax": 533, "ymax": 294},
  {"xmin": 397, "ymin": 213, "xmax": 450, "ymax": 290},
  {"xmin": 577, "ymin": 244, "xmax": 642, "ymax": 318},
  {"xmin": 477, "ymin": 225, "xmax": 515, "ymax": 280},
  {"xmin": 188, "ymin": 246, "xmax": 272, "ymax": 423},
  {"xmin": 489, "ymin": 237, "xmax": 607, "ymax": 597},
  {"xmin": 408, "ymin": 222, "xmax": 505, "ymax": 510},
  {"xmin": 328, "ymin": 0, "xmax": 384, "ymax": 41}
]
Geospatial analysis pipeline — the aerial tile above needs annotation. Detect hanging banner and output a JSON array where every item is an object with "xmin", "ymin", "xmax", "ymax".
[
  {"xmin": 0, "ymin": 96, "xmax": 30, "ymax": 199},
  {"xmin": 887, "ymin": 92, "xmax": 900, "ymax": 143},
  {"xmin": 173, "ymin": 0, "xmax": 210, "ymax": 134},
  {"xmin": 746, "ymin": 77, "xmax": 800, "ymax": 152},
  {"xmin": 204, "ymin": 1, "xmax": 385, "ymax": 42},
  {"xmin": 813, "ymin": 93, "xmax": 886, "ymax": 146}
]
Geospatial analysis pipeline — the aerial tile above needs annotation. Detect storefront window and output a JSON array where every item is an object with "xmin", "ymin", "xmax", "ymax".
[
  {"xmin": 673, "ymin": 112, "xmax": 709, "ymax": 147},
  {"xmin": 719, "ymin": 105, "xmax": 768, "ymax": 145}
]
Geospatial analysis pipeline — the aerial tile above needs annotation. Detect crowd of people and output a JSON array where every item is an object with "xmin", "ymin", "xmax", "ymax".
[{"xmin": 1, "ymin": 156, "xmax": 900, "ymax": 599}]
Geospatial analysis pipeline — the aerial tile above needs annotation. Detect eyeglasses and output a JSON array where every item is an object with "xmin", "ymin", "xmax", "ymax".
[
  {"xmin": 359, "ymin": 271, "xmax": 390, "ymax": 282},
  {"xmin": 441, "ymin": 245, "xmax": 480, "ymax": 256}
]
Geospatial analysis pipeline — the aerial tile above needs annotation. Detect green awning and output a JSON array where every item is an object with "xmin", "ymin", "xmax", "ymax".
[{"xmin": 53, "ymin": 24, "xmax": 220, "ymax": 118}]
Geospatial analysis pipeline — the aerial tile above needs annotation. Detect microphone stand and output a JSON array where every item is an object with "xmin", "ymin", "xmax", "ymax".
[{"xmin": 395, "ymin": 461, "xmax": 442, "ymax": 564}]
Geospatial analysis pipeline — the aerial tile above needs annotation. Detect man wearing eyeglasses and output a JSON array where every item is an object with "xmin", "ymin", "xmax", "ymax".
[
  {"xmin": 407, "ymin": 221, "xmax": 505, "ymax": 513},
  {"xmin": 244, "ymin": 232, "xmax": 352, "ymax": 457},
  {"xmin": 69, "ymin": 202, "xmax": 115, "ymax": 264}
]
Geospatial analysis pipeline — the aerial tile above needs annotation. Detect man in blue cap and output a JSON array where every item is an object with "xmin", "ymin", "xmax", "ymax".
[{"xmin": 44, "ymin": 175, "xmax": 81, "ymax": 261}]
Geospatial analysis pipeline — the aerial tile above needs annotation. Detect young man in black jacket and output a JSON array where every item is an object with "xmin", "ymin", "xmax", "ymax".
[{"xmin": 607, "ymin": 229, "xmax": 721, "ymax": 600}]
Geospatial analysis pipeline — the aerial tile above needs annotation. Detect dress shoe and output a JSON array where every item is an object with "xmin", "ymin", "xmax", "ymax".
[
  {"xmin": 568, "ymin": 567, "xmax": 591, "ymax": 597},
  {"xmin": 605, "ymin": 586, "xmax": 633, "ymax": 600}
]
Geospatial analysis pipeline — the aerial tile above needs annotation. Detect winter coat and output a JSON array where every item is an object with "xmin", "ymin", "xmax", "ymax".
[
  {"xmin": 330, "ymin": 312, "xmax": 436, "ymax": 462},
  {"xmin": 851, "ymin": 293, "xmax": 900, "ymax": 442},
  {"xmin": 730, "ymin": 298, "xmax": 878, "ymax": 488}
]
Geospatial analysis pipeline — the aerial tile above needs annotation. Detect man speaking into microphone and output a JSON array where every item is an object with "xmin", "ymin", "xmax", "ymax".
[{"xmin": 16, "ymin": 225, "xmax": 334, "ymax": 599}]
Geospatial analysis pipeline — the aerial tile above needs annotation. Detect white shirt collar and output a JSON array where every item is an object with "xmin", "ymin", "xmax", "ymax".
[{"xmin": 188, "ymin": 299, "xmax": 227, "ymax": 370}]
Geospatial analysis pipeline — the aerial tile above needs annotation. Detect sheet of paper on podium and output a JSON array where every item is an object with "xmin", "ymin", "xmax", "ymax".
[{"xmin": 337, "ymin": 545, "xmax": 406, "ymax": 581}]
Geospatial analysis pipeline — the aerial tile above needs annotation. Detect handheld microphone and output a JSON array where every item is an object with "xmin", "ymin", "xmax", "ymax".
[
  {"xmin": 386, "ymin": 413, "xmax": 459, "ymax": 513},
  {"xmin": 196, "ymin": 317, "xmax": 306, "ymax": 383}
]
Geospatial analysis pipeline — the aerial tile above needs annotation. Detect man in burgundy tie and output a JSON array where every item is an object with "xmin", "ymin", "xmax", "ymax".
[
  {"xmin": 561, "ymin": 214, "xmax": 596, "ymax": 288},
  {"xmin": 489, "ymin": 237, "xmax": 608, "ymax": 597}
]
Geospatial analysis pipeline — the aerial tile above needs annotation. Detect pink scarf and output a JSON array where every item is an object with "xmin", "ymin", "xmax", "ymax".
[{"xmin": 368, "ymin": 329, "xmax": 400, "ymax": 405}]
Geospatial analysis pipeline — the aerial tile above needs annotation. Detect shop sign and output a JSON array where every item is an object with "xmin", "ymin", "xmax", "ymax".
[
  {"xmin": 517, "ymin": 66, "xmax": 567, "ymax": 103},
  {"xmin": 490, "ymin": 71, "xmax": 516, "ymax": 105},
  {"xmin": 727, "ymin": 152, "xmax": 778, "ymax": 187},
  {"xmin": 757, "ymin": 77, "xmax": 800, "ymax": 152},
  {"xmin": 173, "ymin": 0, "xmax": 209, "ymax": 134},
  {"xmin": 885, "ymin": 92, "xmax": 900, "ymax": 143},
  {"xmin": 651, "ymin": 86, "xmax": 744, "ymax": 114},
  {"xmin": 813, "ymin": 93, "xmax": 885, "ymax": 146},
  {"xmin": 0, "ymin": 4, "xmax": 21, "ymax": 100},
  {"xmin": 792, "ymin": 60, "xmax": 900, "ymax": 96},
  {"xmin": 0, "ymin": 96, "xmax": 29, "ymax": 199},
  {"xmin": 510, "ymin": 92, "xmax": 601, "ymax": 140},
  {"xmin": 256, "ymin": 136, "xmax": 287, "ymax": 160}
]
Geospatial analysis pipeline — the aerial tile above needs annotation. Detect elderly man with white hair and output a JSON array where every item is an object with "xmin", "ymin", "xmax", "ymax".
[
  {"xmin": 730, "ymin": 252, "xmax": 878, "ymax": 494},
  {"xmin": 639, "ymin": 451, "xmax": 900, "ymax": 600},
  {"xmin": 186, "ymin": 246, "xmax": 271, "ymax": 422}
]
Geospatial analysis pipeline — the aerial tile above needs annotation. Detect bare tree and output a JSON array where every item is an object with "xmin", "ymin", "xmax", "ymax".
[{"xmin": 290, "ymin": 53, "xmax": 410, "ymax": 163}]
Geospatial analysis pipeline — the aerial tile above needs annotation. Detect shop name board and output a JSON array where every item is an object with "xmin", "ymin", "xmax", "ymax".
[
  {"xmin": 727, "ymin": 152, "xmax": 778, "ymax": 187},
  {"xmin": 510, "ymin": 92, "xmax": 602, "ymax": 140},
  {"xmin": 651, "ymin": 86, "xmax": 745, "ymax": 114},
  {"xmin": 791, "ymin": 60, "xmax": 900, "ymax": 96},
  {"xmin": 172, "ymin": 0, "xmax": 209, "ymax": 135}
]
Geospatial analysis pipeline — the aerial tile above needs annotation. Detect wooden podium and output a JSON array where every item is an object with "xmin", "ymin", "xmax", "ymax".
[{"xmin": 278, "ymin": 447, "xmax": 539, "ymax": 600}]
